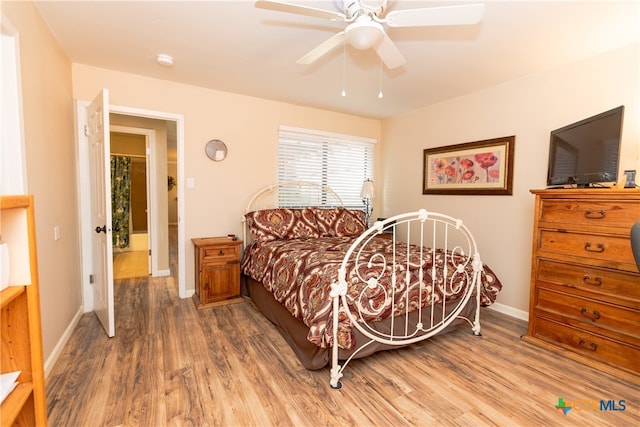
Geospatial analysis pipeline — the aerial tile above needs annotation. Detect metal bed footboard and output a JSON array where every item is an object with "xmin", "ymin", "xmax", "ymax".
[{"xmin": 329, "ymin": 209, "xmax": 483, "ymax": 389}]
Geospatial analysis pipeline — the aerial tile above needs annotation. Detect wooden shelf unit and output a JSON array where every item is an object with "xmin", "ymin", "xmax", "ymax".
[
  {"xmin": 524, "ymin": 189, "xmax": 640, "ymax": 377},
  {"xmin": 1, "ymin": 195, "xmax": 47, "ymax": 426}
]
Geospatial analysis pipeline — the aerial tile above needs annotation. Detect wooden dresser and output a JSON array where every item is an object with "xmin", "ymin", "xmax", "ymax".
[{"xmin": 524, "ymin": 189, "xmax": 640, "ymax": 376}]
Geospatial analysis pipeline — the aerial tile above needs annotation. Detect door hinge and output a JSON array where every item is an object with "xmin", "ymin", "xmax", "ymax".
[
  {"xmin": 89, "ymin": 274, "xmax": 94, "ymax": 284},
  {"xmin": 149, "ymin": 249, "xmax": 151, "ymax": 256},
  {"xmin": 84, "ymin": 125, "xmax": 90, "ymax": 137}
]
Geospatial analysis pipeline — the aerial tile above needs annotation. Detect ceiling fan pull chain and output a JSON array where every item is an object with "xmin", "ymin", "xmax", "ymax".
[
  {"xmin": 378, "ymin": 57, "xmax": 384, "ymax": 99},
  {"xmin": 341, "ymin": 40, "xmax": 347, "ymax": 97}
]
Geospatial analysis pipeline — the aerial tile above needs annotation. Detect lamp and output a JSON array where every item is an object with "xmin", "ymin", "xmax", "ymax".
[{"xmin": 360, "ymin": 179, "xmax": 375, "ymax": 227}]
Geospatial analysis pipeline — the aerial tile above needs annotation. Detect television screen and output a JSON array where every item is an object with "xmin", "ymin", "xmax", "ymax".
[{"xmin": 547, "ymin": 106, "xmax": 624, "ymax": 187}]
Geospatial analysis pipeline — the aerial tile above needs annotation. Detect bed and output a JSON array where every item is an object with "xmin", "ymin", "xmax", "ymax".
[{"xmin": 241, "ymin": 182, "xmax": 502, "ymax": 389}]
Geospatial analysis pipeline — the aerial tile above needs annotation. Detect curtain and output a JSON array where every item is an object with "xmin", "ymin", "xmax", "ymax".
[{"xmin": 111, "ymin": 155, "xmax": 131, "ymax": 248}]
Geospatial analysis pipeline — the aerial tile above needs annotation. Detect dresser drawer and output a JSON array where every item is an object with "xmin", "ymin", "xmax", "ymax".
[
  {"xmin": 533, "ymin": 316, "xmax": 640, "ymax": 373},
  {"xmin": 201, "ymin": 245, "xmax": 239, "ymax": 261},
  {"xmin": 536, "ymin": 258, "xmax": 640, "ymax": 305},
  {"xmin": 535, "ymin": 288, "xmax": 640, "ymax": 339},
  {"xmin": 538, "ymin": 229, "xmax": 636, "ymax": 271},
  {"xmin": 539, "ymin": 198, "xmax": 638, "ymax": 230}
]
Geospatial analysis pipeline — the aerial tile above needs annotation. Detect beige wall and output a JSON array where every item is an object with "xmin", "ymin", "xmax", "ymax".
[
  {"xmin": 381, "ymin": 43, "xmax": 640, "ymax": 315},
  {"xmin": 72, "ymin": 64, "xmax": 382, "ymax": 294},
  {"xmin": 2, "ymin": 2, "xmax": 82, "ymax": 361}
]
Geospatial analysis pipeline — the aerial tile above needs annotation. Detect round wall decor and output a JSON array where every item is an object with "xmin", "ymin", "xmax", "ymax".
[{"xmin": 205, "ymin": 139, "xmax": 227, "ymax": 161}]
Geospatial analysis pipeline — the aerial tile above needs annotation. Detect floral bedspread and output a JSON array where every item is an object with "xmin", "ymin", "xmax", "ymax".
[{"xmin": 241, "ymin": 236, "xmax": 502, "ymax": 349}]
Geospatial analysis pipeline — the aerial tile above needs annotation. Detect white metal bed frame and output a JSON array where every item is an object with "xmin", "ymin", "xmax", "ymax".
[
  {"xmin": 329, "ymin": 210, "xmax": 483, "ymax": 389},
  {"xmin": 242, "ymin": 182, "xmax": 484, "ymax": 389}
]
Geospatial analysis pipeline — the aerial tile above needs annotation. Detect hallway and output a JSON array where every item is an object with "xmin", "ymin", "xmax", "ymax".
[{"xmin": 112, "ymin": 225, "xmax": 177, "ymax": 279}]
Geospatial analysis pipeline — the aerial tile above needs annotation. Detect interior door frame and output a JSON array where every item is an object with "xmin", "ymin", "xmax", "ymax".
[{"xmin": 76, "ymin": 101, "xmax": 186, "ymax": 311}]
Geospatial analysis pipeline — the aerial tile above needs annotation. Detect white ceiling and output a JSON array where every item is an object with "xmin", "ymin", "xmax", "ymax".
[{"xmin": 34, "ymin": 0, "xmax": 639, "ymax": 120}]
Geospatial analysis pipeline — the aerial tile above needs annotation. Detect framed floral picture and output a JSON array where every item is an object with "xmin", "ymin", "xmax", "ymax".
[{"xmin": 423, "ymin": 136, "xmax": 515, "ymax": 195}]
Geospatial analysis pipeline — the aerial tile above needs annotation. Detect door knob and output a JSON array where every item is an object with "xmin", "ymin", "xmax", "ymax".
[{"xmin": 95, "ymin": 225, "xmax": 106, "ymax": 234}]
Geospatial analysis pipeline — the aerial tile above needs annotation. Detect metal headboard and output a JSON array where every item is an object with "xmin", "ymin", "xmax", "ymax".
[{"xmin": 244, "ymin": 181, "xmax": 344, "ymax": 212}]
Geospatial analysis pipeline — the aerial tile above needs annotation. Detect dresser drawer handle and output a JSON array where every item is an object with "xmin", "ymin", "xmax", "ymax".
[
  {"xmin": 578, "ymin": 339, "xmax": 598, "ymax": 351},
  {"xmin": 582, "ymin": 274, "xmax": 602, "ymax": 286},
  {"xmin": 583, "ymin": 209, "xmax": 606, "ymax": 219},
  {"xmin": 584, "ymin": 242, "xmax": 605, "ymax": 253},
  {"xmin": 219, "ymin": 249, "xmax": 225, "ymax": 256},
  {"xmin": 580, "ymin": 307, "xmax": 601, "ymax": 321}
]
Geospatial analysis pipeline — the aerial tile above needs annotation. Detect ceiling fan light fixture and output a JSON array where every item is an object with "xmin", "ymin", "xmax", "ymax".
[
  {"xmin": 257, "ymin": 0, "xmax": 484, "ymax": 69},
  {"xmin": 345, "ymin": 20, "xmax": 383, "ymax": 50}
]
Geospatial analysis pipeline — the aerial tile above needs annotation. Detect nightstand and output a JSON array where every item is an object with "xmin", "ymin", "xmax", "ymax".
[{"xmin": 192, "ymin": 237, "xmax": 243, "ymax": 309}]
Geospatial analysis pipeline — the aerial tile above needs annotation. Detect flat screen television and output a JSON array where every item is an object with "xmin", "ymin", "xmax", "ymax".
[{"xmin": 547, "ymin": 106, "xmax": 624, "ymax": 188}]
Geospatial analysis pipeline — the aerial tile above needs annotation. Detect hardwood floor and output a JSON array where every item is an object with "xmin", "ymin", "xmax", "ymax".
[
  {"xmin": 46, "ymin": 270, "xmax": 639, "ymax": 425},
  {"xmin": 113, "ymin": 251, "xmax": 149, "ymax": 280}
]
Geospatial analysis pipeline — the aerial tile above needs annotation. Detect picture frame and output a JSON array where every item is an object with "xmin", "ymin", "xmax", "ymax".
[{"xmin": 423, "ymin": 136, "xmax": 515, "ymax": 195}]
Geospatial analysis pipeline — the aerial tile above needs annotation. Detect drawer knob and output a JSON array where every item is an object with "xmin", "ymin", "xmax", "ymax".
[
  {"xmin": 219, "ymin": 249, "xmax": 224, "ymax": 256},
  {"xmin": 580, "ymin": 307, "xmax": 601, "ymax": 321},
  {"xmin": 582, "ymin": 274, "xmax": 602, "ymax": 286},
  {"xmin": 579, "ymin": 339, "xmax": 598, "ymax": 352},
  {"xmin": 583, "ymin": 209, "xmax": 606, "ymax": 219},
  {"xmin": 584, "ymin": 242, "xmax": 605, "ymax": 253}
]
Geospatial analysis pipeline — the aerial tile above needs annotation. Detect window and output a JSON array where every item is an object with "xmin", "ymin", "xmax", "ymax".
[
  {"xmin": 1, "ymin": 17, "xmax": 27, "ymax": 194},
  {"xmin": 278, "ymin": 126, "xmax": 375, "ymax": 209}
]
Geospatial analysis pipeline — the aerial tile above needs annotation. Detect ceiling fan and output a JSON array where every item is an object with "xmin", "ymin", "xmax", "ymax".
[{"xmin": 255, "ymin": 0, "xmax": 485, "ymax": 69}]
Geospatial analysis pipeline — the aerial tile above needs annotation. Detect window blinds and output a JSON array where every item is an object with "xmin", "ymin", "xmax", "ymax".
[{"xmin": 278, "ymin": 126, "xmax": 375, "ymax": 209}]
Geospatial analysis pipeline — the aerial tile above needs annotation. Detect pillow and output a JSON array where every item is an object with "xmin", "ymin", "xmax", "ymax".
[
  {"xmin": 284, "ymin": 208, "xmax": 320, "ymax": 240},
  {"xmin": 245, "ymin": 208, "xmax": 319, "ymax": 242},
  {"xmin": 313, "ymin": 207, "xmax": 366, "ymax": 237},
  {"xmin": 245, "ymin": 209, "xmax": 292, "ymax": 242}
]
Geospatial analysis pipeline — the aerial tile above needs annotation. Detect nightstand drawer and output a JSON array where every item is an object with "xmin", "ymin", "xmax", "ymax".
[
  {"xmin": 536, "ymin": 258, "xmax": 640, "ymax": 304},
  {"xmin": 535, "ymin": 288, "xmax": 640, "ymax": 339},
  {"xmin": 202, "ymin": 245, "xmax": 239, "ymax": 260},
  {"xmin": 539, "ymin": 199, "xmax": 638, "ymax": 230},
  {"xmin": 538, "ymin": 229, "xmax": 636, "ymax": 271},
  {"xmin": 533, "ymin": 316, "xmax": 640, "ymax": 373}
]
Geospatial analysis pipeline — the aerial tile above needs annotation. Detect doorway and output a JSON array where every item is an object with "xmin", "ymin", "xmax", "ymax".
[
  {"xmin": 108, "ymin": 116, "xmax": 175, "ymax": 280},
  {"xmin": 110, "ymin": 131, "xmax": 150, "ymax": 279},
  {"xmin": 76, "ymin": 100, "xmax": 186, "ymax": 319}
]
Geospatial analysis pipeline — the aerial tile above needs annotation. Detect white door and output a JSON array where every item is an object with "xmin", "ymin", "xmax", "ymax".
[
  {"xmin": 88, "ymin": 89, "xmax": 115, "ymax": 337},
  {"xmin": 145, "ymin": 140, "xmax": 152, "ymax": 274}
]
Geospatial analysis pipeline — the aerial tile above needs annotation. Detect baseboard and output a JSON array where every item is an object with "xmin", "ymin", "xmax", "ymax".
[
  {"xmin": 153, "ymin": 269, "xmax": 171, "ymax": 277},
  {"xmin": 44, "ymin": 306, "xmax": 83, "ymax": 379},
  {"xmin": 488, "ymin": 302, "xmax": 529, "ymax": 322}
]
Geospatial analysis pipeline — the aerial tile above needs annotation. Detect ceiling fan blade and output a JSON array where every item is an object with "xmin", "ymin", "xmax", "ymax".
[
  {"xmin": 385, "ymin": 3, "xmax": 485, "ymax": 27},
  {"xmin": 255, "ymin": 0, "xmax": 346, "ymax": 22},
  {"xmin": 374, "ymin": 32, "xmax": 406, "ymax": 69},
  {"xmin": 297, "ymin": 32, "xmax": 346, "ymax": 65}
]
